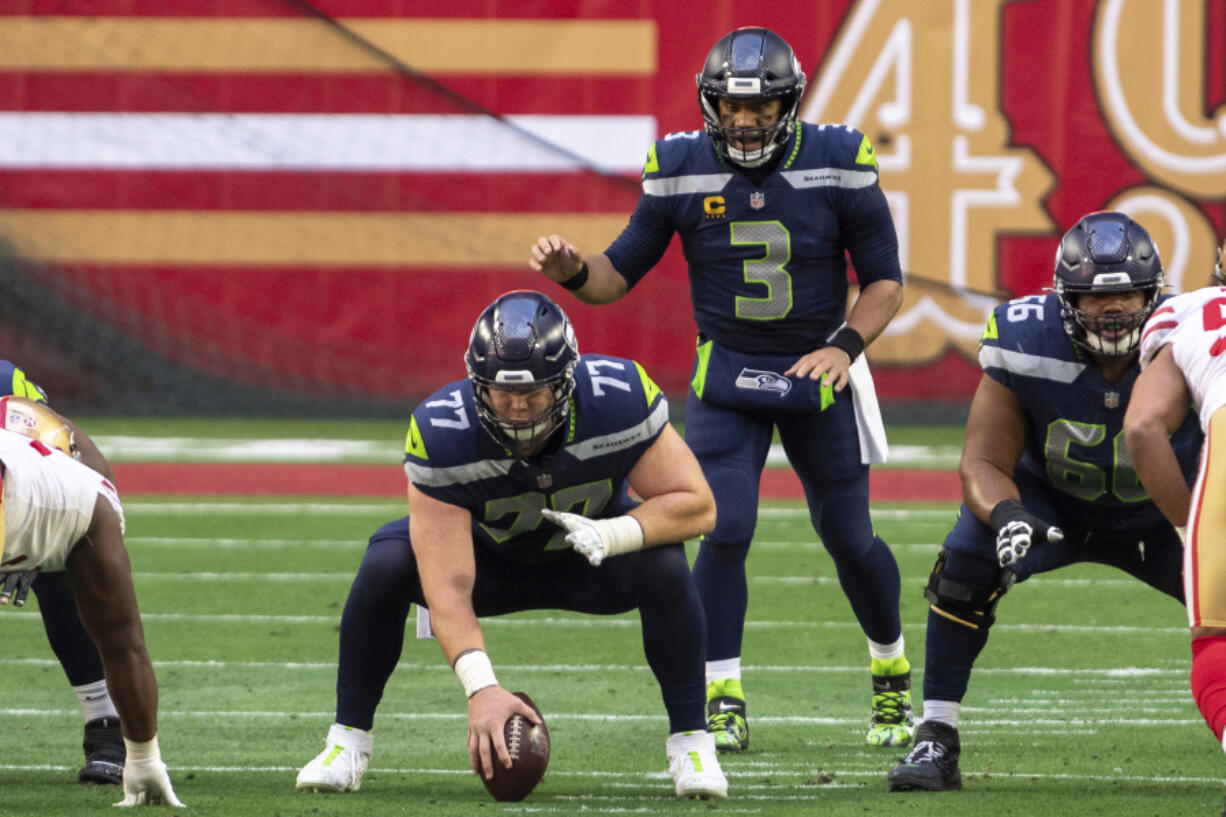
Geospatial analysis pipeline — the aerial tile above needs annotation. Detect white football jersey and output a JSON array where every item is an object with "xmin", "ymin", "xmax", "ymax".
[
  {"xmin": 0, "ymin": 428, "xmax": 123, "ymax": 571},
  {"xmin": 1140, "ymin": 286, "xmax": 1226, "ymax": 433}
]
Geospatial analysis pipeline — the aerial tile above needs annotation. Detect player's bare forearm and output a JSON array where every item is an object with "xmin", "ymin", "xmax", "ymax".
[
  {"xmin": 66, "ymin": 497, "xmax": 158, "ymax": 741},
  {"xmin": 568, "ymin": 253, "xmax": 630, "ymax": 304},
  {"xmin": 1124, "ymin": 417, "xmax": 1191, "ymax": 526},
  {"xmin": 960, "ymin": 457, "xmax": 1022, "ymax": 525},
  {"xmin": 529, "ymin": 234, "xmax": 627, "ymax": 304},
  {"xmin": 960, "ymin": 375, "xmax": 1027, "ymax": 524},
  {"xmin": 846, "ymin": 279, "xmax": 903, "ymax": 345},
  {"xmin": 1124, "ymin": 347, "xmax": 1194, "ymax": 527},
  {"xmin": 408, "ymin": 483, "xmax": 488, "ymax": 664},
  {"xmin": 626, "ymin": 425, "xmax": 716, "ymax": 545}
]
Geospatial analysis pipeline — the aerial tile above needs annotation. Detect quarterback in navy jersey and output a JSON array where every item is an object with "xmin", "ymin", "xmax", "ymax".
[
  {"xmin": 888, "ymin": 212, "xmax": 1201, "ymax": 792},
  {"xmin": 531, "ymin": 27, "xmax": 912, "ymax": 751},
  {"xmin": 297, "ymin": 291, "xmax": 728, "ymax": 799},
  {"xmin": 0, "ymin": 361, "xmax": 127, "ymax": 785}
]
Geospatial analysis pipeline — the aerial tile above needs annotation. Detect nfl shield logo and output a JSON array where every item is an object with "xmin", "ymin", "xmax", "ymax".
[
  {"xmin": 1104, "ymin": 390, "xmax": 1120, "ymax": 409},
  {"xmin": 749, "ymin": 192, "xmax": 765, "ymax": 210},
  {"xmin": 536, "ymin": 473, "xmax": 553, "ymax": 489}
]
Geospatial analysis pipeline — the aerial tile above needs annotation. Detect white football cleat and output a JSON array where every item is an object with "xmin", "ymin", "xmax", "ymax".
[
  {"xmin": 296, "ymin": 723, "xmax": 372, "ymax": 793},
  {"xmin": 666, "ymin": 730, "xmax": 728, "ymax": 799}
]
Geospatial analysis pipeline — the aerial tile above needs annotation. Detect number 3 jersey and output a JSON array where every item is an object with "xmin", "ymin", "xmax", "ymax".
[
  {"xmin": 604, "ymin": 123, "xmax": 902, "ymax": 356},
  {"xmin": 981, "ymin": 293, "xmax": 1202, "ymax": 532},
  {"xmin": 403, "ymin": 354, "xmax": 669, "ymax": 565},
  {"xmin": 1140, "ymin": 286, "xmax": 1226, "ymax": 433}
]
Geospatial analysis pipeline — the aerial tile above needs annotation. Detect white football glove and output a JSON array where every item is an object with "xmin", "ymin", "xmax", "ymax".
[
  {"xmin": 114, "ymin": 737, "xmax": 184, "ymax": 807},
  {"xmin": 990, "ymin": 499, "xmax": 1063, "ymax": 567},
  {"xmin": 541, "ymin": 509, "xmax": 644, "ymax": 566}
]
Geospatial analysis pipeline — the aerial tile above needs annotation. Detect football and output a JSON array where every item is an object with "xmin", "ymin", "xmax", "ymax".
[{"xmin": 481, "ymin": 691, "xmax": 550, "ymax": 802}]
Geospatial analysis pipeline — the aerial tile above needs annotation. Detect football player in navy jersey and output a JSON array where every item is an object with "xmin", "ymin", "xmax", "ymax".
[
  {"xmin": 887, "ymin": 212, "xmax": 1202, "ymax": 791},
  {"xmin": 0, "ymin": 361, "xmax": 127, "ymax": 785},
  {"xmin": 297, "ymin": 291, "xmax": 728, "ymax": 799},
  {"xmin": 530, "ymin": 27, "xmax": 912, "ymax": 751}
]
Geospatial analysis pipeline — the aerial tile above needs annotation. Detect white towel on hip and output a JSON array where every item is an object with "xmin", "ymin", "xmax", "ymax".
[{"xmin": 848, "ymin": 354, "xmax": 888, "ymax": 465}]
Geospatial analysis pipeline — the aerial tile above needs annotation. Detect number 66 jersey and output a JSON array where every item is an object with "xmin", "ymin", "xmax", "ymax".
[
  {"xmin": 981, "ymin": 292, "xmax": 1202, "ymax": 532},
  {"xmin": 1140, "ymin": 286, "xmax": 1226, "ymax": 433}
]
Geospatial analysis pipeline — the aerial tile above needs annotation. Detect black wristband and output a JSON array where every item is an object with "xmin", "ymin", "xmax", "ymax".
[
  {"xmin": 989, "ymin": 498, "xmax": 1026, "ymax": 531},
  {"xmin": 826, "ymin": 326, "xmax": 865, "ymax": 361},
  {"xmin": 559, "ymin": 261, "xmax": 590, "ymax": 291}
]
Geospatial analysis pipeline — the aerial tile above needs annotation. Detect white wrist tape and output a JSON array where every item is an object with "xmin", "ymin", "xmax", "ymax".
[
  {"xmin": 593, "ymin": 515, "xmax": 645, "ymax": 557},
  {"xmin": 123, "ymin": 735, "xmax": 161, "ymax": 762},
  {"xmin": 454, "ymin": 649, "xmax": 498, "ymax": 698}
]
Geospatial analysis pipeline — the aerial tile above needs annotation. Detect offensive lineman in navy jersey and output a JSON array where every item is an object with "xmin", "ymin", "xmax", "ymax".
[
  {"xmin": 887, "ymin": 212, "xmax": 1202, "ymax": 791},
  {"xmin": 531, "ymin": 27, "xmax": 912, "ymax": 751},
  {"xmin": 0, "ymin": 361, "xmax": 127, "ymax": 785},
  {"xmin": 297, "ymin": 291, "xmax": 728, "ymax": 799}
]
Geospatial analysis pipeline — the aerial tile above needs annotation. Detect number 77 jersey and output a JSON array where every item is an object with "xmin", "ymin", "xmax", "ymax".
[
  {"xmin": 404, "ymin": 354, "xmax": 670, "ymax": 565},
  {"xmin": 1140, "ymin": 285, "xmax": 1226, "ymax": 434},
  {"xmin": 981, "ymin": 292, "xmax": 1202, "ymax": 531}
]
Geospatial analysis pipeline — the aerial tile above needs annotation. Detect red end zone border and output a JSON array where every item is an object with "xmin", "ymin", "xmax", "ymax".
[{"xmin": 112, "ymin": 463, "xmax": 962, "ymax": 502}]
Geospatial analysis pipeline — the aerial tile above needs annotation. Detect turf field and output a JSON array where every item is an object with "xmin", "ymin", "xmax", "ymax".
[{"xmin": 4, "ymin": 422, "xmax": 1222, "ymax": 816}]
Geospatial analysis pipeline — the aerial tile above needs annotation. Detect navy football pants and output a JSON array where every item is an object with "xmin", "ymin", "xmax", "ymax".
[
  {"xmin": 32, "ymin": 572, "xmax": 106, "ymax": 686},
  {"xmin": 685, "ymin": 386, "xmax": 903, "ymax": 662},
  {"xmin": 335, "ymin": 517, "xmax": 708, "ymax": 734},
  {"xmin": 923, "ymin": 470, "xmax": 1185, "ymax": 705}
]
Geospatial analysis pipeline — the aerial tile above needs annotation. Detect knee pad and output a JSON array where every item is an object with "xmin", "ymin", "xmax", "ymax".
[{"xmin": 924, "ymin": 547, "xmax": 1015, "ymax": 630}]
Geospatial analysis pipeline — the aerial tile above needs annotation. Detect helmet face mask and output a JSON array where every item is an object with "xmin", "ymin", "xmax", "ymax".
[
  {"xmin": 464, "ymin": 291, "xmax": 579, "ymax": 453},
  {"xmin": 696, "ymin": 27, "xmax": 806, "ymax": 168},
  {"xmin": 1053, "ymin": 211, "xmax": 1164, "ymax": 358}
]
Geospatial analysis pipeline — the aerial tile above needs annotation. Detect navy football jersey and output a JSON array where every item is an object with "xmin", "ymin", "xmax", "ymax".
[
  {"xmin": 979, "ymin": 293, "xmax": 1202, "ymax": 531},
  {"xmin": 605, "ymin": 123, "xmax": 901, "ymax": 356},
  {"xmin": 0, "ymin": 360, "xmax": 48, "ymax": 403},
  {"xmin": 403, "ymin": 354, "xmax": 669, "ymax": 565}
]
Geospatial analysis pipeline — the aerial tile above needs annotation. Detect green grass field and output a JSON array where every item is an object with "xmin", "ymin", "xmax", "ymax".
[
  {"xmin": 4, "ymin": 493, "xmax": 1220, "ymax": 817},
  {"xmin": 0, "ymin": 421, "xmax": 1219, "ymax": 815}
]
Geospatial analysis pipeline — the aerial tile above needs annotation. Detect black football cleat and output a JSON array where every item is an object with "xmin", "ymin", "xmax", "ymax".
[
  {"xmin": 79, "ymin": 717, "xmax": 125, "ymax": 785},
  {"xmin": 886, "ymin": 720, "xmax": 962, "ymax": 792}
]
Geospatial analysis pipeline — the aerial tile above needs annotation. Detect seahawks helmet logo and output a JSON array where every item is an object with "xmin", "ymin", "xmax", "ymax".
[{"xmin": 735, "ymin": 368, "xmax": 792, "ymax": 396}]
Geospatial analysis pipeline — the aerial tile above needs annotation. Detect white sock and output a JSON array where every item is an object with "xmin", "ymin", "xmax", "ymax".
[
  {"xmin": 666, "ymin": 729, "xmax": 715, "ymax": 757},
  {"xmin": 705, "ymin": 658, "xmax": 741, "ymax": 683},
  {"xmin": 920, "ymin": 700, "xmax": 961, "ymax": 728},
  {"xmin": 328, "ymin": 723, "xmax": 373, "ymax": 755},
  {"xmin": 74, "ymin": 680, "xmax": 119, "ymax": 722},
  {"xmin": 868, "ymin": 636, "xmax": 906, "ymax": 661}
]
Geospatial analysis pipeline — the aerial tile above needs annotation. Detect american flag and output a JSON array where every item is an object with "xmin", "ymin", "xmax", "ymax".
[{"xmin": 0, "ymin": 0, "xmax": 704, "ymax": 405}]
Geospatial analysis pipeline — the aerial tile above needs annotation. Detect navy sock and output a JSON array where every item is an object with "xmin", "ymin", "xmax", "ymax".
[
  {"xmin": 691, "ymin": 537, "xmax": 750, "ymax": 661},
  {"xmin": 833, "ymin": 536, "xmax": 902, "ymax": 645},
  {"xmin": 336, "ymin": 523, "xmax": 419, "ymax": 730},
  {"xmin": 636, "ymin": 545, "xmax": 707, "ymax": 733}
]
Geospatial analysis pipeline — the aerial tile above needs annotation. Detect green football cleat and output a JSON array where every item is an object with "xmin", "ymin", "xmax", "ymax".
[
  {"xmin": 705, "ymin": 679, "xmax": 749, "ymax": 752},
  {"xmin": 866, "ymin": 656, "xmax": 915, "ymax": 748}
]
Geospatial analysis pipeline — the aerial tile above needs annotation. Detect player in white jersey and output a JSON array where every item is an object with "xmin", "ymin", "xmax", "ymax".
[
  {"xmin": 1124, "ymin": 245, "xmax": 1226, "ymax": 797},
  {"xmin": 0, "ymin": 402, "xmax": 183, "ymax": 807}
]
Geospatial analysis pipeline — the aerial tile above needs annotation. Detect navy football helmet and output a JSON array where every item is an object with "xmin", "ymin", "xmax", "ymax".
[
  {"xmin": 696, "ymin": 27, "xmax": 806, "ymax": 167},
  {"xmin": 465, "ymin": 291, "xmax": 579, "ymax": 451},
  {"xmin": 1053, "ymin": 211, "xmax": 1164, "ymax": 357}
]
